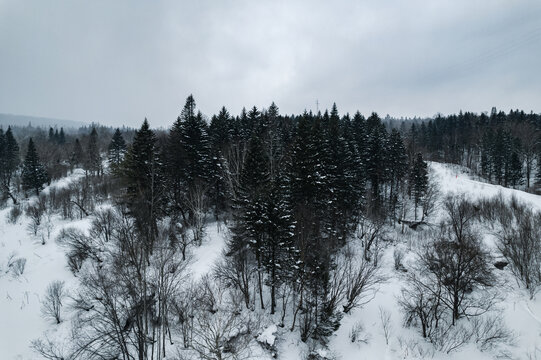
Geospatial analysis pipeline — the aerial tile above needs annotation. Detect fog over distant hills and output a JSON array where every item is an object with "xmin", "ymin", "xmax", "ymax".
[{"xmin": 0, "ymin": 113, "xmax": 87, "ymax": 129}]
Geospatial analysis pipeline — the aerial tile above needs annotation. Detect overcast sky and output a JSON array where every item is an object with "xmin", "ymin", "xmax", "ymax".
[{"xmin": 1, "ymin": 1, "xmax": 540, "ymax": 127}]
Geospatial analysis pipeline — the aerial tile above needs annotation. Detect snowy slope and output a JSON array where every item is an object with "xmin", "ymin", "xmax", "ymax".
[
  {"xmin": 280, "ymin": 162, "xmax": 541, "ymax": 360},
  {"xmin": 2, "ymin": 163, "xmax": 541, "ymax": 359},
  {"xmin": 0, "ymin": 171, "xmax": 91, "ymax": 359},
  {"xmin": 430, "ymin": 162, "xmax": 541, "ymax": 212}
]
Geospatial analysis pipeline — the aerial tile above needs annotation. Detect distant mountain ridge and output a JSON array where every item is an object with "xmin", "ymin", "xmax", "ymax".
[{"xmin": 0, "ymin": 113, "xmax": 88, "ymax": 129}]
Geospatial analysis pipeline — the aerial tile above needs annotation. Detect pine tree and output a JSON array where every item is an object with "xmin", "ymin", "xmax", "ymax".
[
  {"xmin": 536, "ymin": 148, "xmax": 541, "ymax": 188},
  {"xmin": 239, "ymin": 107, "xmax": 251, "ymax": 141},
  {"xmin": 0, "ymin": 129, "xmax": 6, "ymax": 199},
  {"xmin": 107, "ymin": 128, "xmax": 127, "ymax": 171},
  {"xmin": 410, "ymin": 152, "xmax": 428, "ymax": 220},
  {"xmin": 509, "ymin": 137, "xmax": 523, "ymax": 187},
  {"xmin": 232, "ymin": 135, "xmax": 269, "ymax": 310},
  {"xmin": 22, "ymin": 138, "xmax": 48, "ymax": 195},
  {"xmin": 120, "ymin": 119, "xmax": 164, "ymax": 244},
  {"xmin": 48, "ymin": 127, "xmax": 55, "ymax": 142},
  {"xmin": 165, "ymin": 95, "xmax": 211, "ymax": 222},
  {"xmin": 247, "ymin": 106, "xmax": 261, "ymax": 138},
  {"xmin": 351, "ymin": 111, "xmax": 366, "ymax": 161},
  {"xmin": 480, "ymin": 129, "xmax": 493, "ymax": 181},
  {"xmin": 85, "ymin": 127, "xmax": 101, "ymax": 176},
  {"xmin": 179, "ymin": 97, "xmax": 210, "ymax": 187},
  {"xmin": 287, "ymin": 112, "xmax": 332, "ymax": 337},
  {"xmin": 288, "ymin": 112, "xmax": 326, "ymax": 211},
  {"xmin": 262, "ymin": 171, "xmax": 296, "ymax": 314},
  {"xmin": 208, "ymin": 107, "xmax": 232, "ymax": 216},
  {"xmin": 58, "ymin": 128, "xmax": 66, "ymax": 145},
  {"xmin": 365, "ymin": 113, "xmax": 388, "ymax": 214},
  {"xmin": 1, "ymin": 127, "xmax": 19, "ymax": 197},
  {"xmin": 387, "ymin": 128, "xmax": 408, "ymax": 218},
  {"xmin": 165, "ymin": 114, "xmax": 187, "ymax": 216},
  {"xmin": 71, "ymin": 138, "xmax": 84, "ymax": 167},
  {"xmin": 262, "ymin": 102, "xmax": 283, "ymax": 181},
  {"xmin": 322, "ymin": 103, "xmax": 355, "ymax": 247},
  {"xmin": 208, "ymin": 106, "xmax": 232, "ymax": 152}
]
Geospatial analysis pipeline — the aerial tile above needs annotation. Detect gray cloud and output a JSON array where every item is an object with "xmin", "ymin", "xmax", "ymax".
[{"xmin": 1, "ymin": 0, "xmax": 540, "ymax": 127}]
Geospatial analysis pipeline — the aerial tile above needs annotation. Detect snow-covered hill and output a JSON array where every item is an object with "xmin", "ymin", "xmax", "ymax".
[{"xmin": 1, "ymin": 163, "xmax": 541, "ymax": 359}]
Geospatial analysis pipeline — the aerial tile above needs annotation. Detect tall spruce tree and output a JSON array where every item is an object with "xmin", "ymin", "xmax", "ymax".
[
  {"xmin": 387, "ymin": 128, "xmax": 408, "ymax": 218},
  {"xmin": 166, "ymin": 113, "xmax": 187, "ymax": 217},
  {"xmin": 120, "ymin": 119, "xmax": 164, "ymax": 245},
  {"xmin": 322, "ymin": 103, "xmax": 355, "ymax": 247},
  {"xmin": 365, "ymin": 113, "xmax": 388, "ymax": 214},
  {"xmin": 165, "ymin": 95, "xmax": 211, "ymax": 222},
  {"xmin": 509, "ymin": 137, "xmax": 523, "ymax": 187},
  {"xmin": 22, "ymin": 138, "xmax": 48, "ymax": 196},
  {"xmin": 0, "ymin": 127, "xmax": 19, "ymax": 202},
  {"xmin": 0, "ymin": 129, "xmax": 5, "ymax": 200},
  {"xmin": 410, "ymin": 152, "xmax": 428, "ymax": 220},
  {"xmin": 107, "ymin": 128, "xmax": 127, "ymax": 171},
  {"xmin": 71, "ymin": 138, "xmax": 84, "ymax": 167},
  {"xmin": 262, "ymin": 171, "xmax": 296, "ymax": 314},
  {"xmin": 48, "ymin": 127, "xmax": 55, "ymax": 143},
  {"xmin": 58, "ymin": 128, "xmax": 66, "ymax": 145},
  {"xmin": 208, "ymin": 107, "xmax": 232, "ymax": 216},
  {"xmin": 178, "ymin": 96, "xmax": 210, "ymax": 188},
  {"xmin": 231, "ymin": 135, "xmax": 269, "ymax": 310},
  {"xmin": 85, "ymin": 127, "xmax": 101, "ymax": 176}
]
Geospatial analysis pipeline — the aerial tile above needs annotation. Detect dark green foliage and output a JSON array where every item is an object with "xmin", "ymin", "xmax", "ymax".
[
  {"xmin": 365, "ymin": 113, "xmax": 388, "ymax": 213},
  {"xmin": 410, "ymin": 152, "xmax": 428, "ymax": 220},
  {"xmin": 165, "ymin": 95, "xmax": 211, "ymax": 222},
  {"xmin": 22, "ymin": 138, "xmax": 48, "ymax": 195},
  {"xmin": 0, "ymin": 127, "xmax": 20, "ymax": 201},
  {"xmin": 71, "ymin": 138, "xmax": 84, "ymax": 167},
  {"xmin": 59, "ymin": 128, "xmax": 66, "ymax": 144},
  {"xmin": 85, "ymin": 127, "xmax": 101, "ymax": 176},
  {"xmin": 120, "ymin": 119, "xmax": 164, "ymax": 242},
  {"xmin": 411, "ymin": 108, "xmax": 539, "ymax": 188},
  {"xmin": 387, "ymin": 128, "xmax": 408, "ymax": 217},
  {"xmin": 207, "ymin": 106, "xmax": 232, "ymax": 216},
  {"xmin": 107, "ymin": 128, "xmax": 127, "ymax": 171}
]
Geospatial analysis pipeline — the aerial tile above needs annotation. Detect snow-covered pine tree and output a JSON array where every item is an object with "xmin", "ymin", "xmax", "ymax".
[
  {"xmin": 107, "ymin": 128, "xmax": 127, "ymax": 171},
  {"xmin": 85, "ymin": 127, "xmax": 101, "ymax": 176},
  {"xmin": 410, "ymin": 152, "xmax": 428, "ymax": 220},
  {"xmin": 22, "ymin": 138, "xmax": 48, "ymax": 196},
  {"xmin": 120, "ymin": 119, "xmax": 164, "ymax": 244}
]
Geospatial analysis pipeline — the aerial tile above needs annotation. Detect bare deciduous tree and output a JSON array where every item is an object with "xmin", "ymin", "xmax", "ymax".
[
  {"xmin": 497, "ymin": 209, "xmax": 541, "ymax": 299},
  {"xmin": 420, "ymin": 229, "xmax": 496, "ymax": 323},
  {"xmin": 42, "ymin": 280, "xmax": 66, "ymax": 324},
  {"xmin": 90, "ymin": 207, "xmax": 116, "ymax": 243},
  {"xmin": 26, "ymin": 202, "xmax": 44, "ymax": 237},
  {"xmin": 399, "ymin": 273, "xmax": 443, "ymax": 339},
  {"xmin": 420, "ymin": 176, "xmax": 439, "ymax": 221},
  {"xmin": 357, "ymin": 215, "xmax": 385, "ymax": 262},
  {"xmin": 379, "ymin": 307, "xmax": 392, "ymax": 346},
  {"xmin": 214, "ymin": 245, "xmax": 255, "ymax": 310},
  {"xmin": 342, "ymin": 249, "xmax": 384, "ymax": 313},
  {"xmin": 190, "ymin": 278, "xmax": 254, "ymax": 360},
  {"xmin": 31, "ymin": 334, "xmax": 67, "ymax": 360},
  {"xmin": 186, "ymin": 184, "xmax": 208, "ymax": 246}
]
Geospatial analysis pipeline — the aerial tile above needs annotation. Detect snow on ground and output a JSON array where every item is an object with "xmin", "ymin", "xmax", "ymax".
[
  {"xmin": 258, "ymin": 324, "xmax": 278, "ymax": 346},
  {"xmin": 285, "ymin": 162, "xmax": 541, "ymax": 360},
  {"xmin": 430, "ymin": 161, "xmax": 541, "ymax": 212},
  {"xmin": 41, "ymin": 168, "xmax": 85, "ymax": 196},
  {"xmin": 0, "ymin": 170, "xmax": 92, "ymax": 360},
  {"xmin": 2, "ymin": 163, "xmax": 541, "ymax": 359},
  {"xmin": 190, "ymin": 221, "xmax": 227, "ymax": 280}
]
